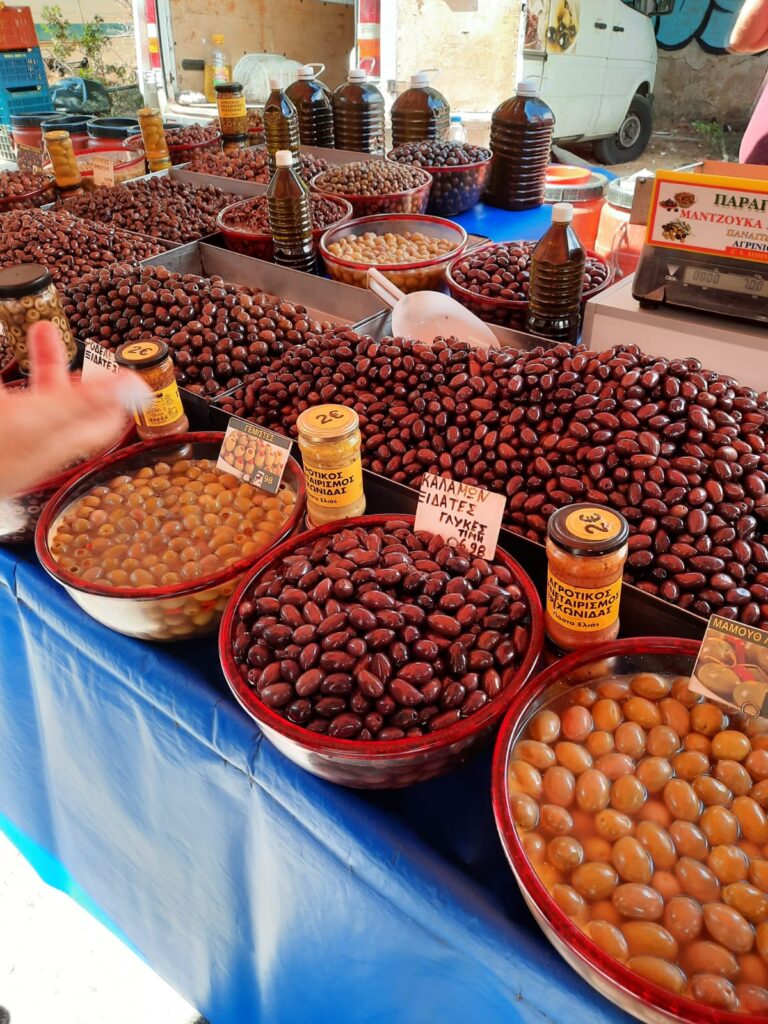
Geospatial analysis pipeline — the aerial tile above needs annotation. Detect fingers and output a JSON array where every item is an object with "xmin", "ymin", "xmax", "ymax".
[{"xmin": 28, "ymin": 321, "xmax": 70, "ymax": 391}]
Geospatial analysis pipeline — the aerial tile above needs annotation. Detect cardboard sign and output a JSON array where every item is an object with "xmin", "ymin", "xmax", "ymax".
[
  {"xmin": 690, "ymin": 614, "xmax": 768, "ymax": 720},
  {"xmin": 217, "ymin": 415, "xmax": 292, "ymax": 494},
  {"xmin": 646, "ymin": 169, "xmax": 768, "ymax": 265},
  {"xmin": 414, "ymin": 473, "xmax": 505, "ymax": 559},
  {"xmin": 81, "ymin": 340, "xmax": 118, "ymax": 382},
  {"xmin": 92, "ymin": 155, "xmax": 116, "ymax": 188}
]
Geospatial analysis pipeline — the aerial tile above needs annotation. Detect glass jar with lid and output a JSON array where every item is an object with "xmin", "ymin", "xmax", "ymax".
[
  {"xmin": 215, "ymin": 81, "xmax": 248, "ymax": 140},
  {"xmin": 545, "ymin": 503, "xmax": 629, "ymax": 651},
  {"xmin": 115, "ymin": 338, "xmax": 189, "ymax": 440},
  {"xmin": 296, "ymin": 404, "xmax": 366, "ymax": 525},
  {"xmin": 137, "ymin": 107, "xmax": 171, "ymax": 172},
  {"xmin": 44, "ymin": 129, "xmax": 83, "ymax": 191},
  {"xmin": 0, "ymin": 264, "xmax": 77, "ymax": 372}
]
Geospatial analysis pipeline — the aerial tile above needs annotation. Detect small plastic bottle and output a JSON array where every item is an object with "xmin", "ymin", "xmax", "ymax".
[
  {"xmin": 484, "ymin": 78, "xmax": 555, "ymax": 211},
  {"xmin": 332, "ymin": 68, "xmax": 385, "ymax": 155},
  {"xmin": 390, "ymin": 71, "xmax": 450, "ymax": 146},
  {"xmin": 205, "ymin": 34, "xmax": 231, "ymax": 103},
  {"xmin": 286, "ymin": 64, "xmax": 335, "ymax": 149},
  {"xmin": 526, "ymin": 202, "xmax": 586, "ymax": 344},
  {"xmin": 447, "ymin": 114, "xmax": 466, "ymax": 143},
  {"xmin": 266, "ymin": 149, "xmax": 316, "ymax": 275},
  {"xmin": 264, "ymin": 78, "xmax": 301, "ymax": 172}
]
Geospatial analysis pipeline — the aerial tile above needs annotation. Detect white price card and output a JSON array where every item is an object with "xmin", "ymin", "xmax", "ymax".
[
  {"xmin": 689, "ymin": 615, "xmax": 768, "ymax": 721},
  {"xmin": 217, "ymin": 414, "xmax": 293, "ymax": 494},
  {"xmin": 81, "ymin": 339, "xmax": 118, "ymax": 382},
  {"xmin": 92, "ymin": 155, "xmax": 116, "ymax": 188},
  {"xmin": 414, "ymin": 472, "xmax": 506, "ymax": 559}
]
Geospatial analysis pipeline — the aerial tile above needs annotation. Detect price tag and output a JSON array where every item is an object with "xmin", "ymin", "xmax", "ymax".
[
  {"xmin": 217, "ymin": 415, "xmax": 293, "ymax": 494},
  {"xmin": 690, "ymin": 615, "xmax": 768, "ymax": 721},
  {"xmin": 414, "ymin": 472, "xmax": 505, "ymax": 559},
  {"xmin": 81, "ymin": 339, "xmax": 118, "ymax": 381},
  {"xmin": 92, "ymin": 155, "xmax": 115, "ymax": 188}
]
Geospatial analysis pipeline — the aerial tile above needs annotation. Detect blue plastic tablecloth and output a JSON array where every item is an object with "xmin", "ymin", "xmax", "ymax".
[{"xmin": 0, "ymin": 198, "xmax": 631, "ymax": 1024}]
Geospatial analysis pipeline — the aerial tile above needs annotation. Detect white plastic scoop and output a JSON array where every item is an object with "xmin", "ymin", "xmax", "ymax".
[{"xmin": 367, "ymin": 268, "xmax": 499, "ymax": 349}]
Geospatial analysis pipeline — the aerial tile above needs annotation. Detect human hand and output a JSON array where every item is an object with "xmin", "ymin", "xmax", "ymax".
[
  {"xmin": 0, "ymin": 321, "xmax": 149, "ymax": 498},
  {"xmin": 730, "ymin": 0, "xmax": 768, "ymax": 53}
]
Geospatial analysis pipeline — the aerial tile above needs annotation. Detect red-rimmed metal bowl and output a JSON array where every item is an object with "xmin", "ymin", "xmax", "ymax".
[
  {"xmin": 0, "ymin": 172, "xmax": 56, "ymax": 213},
  {"xmin": 446, "ymin": 241, "xmax": 615, "ymax": 330},
  {"xmin": 310, "ymin": 166, "xmax": 433, "ymax": 219},
  {"xmin": 386, "ymin": 150, "xmax": 492, "ymax": 217},
  {"xmin": 125, "ymin": 127, "xmax": 223, "ymax": 166},
  {"xmin": 35, "ymin": 432, "xmax": 306, "ymax": 640},
  {"xmin": 220, "ymin": 513, "xmax": 544, "ymax": 788},
  {"xmin": 1, "ymin": 375, "xmax": 133, "ymax": 545},
  {"xmin": 319, "ymin": 213, "xmax": 468, "ymax": 293},
  {"xmin": 217, "ymin": 194, "xmax": 353, "ymax": 262},
  {"xmin": 488, "ymin": 638, "xmax": 768, "ymax": 1024}
]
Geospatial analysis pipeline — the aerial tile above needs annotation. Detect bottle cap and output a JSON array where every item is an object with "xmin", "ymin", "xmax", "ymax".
[
  {"xmin": 275, "ymin": 150, "xmax": 293, "ymax": 167},
  {"xmin": 410, "ymin": 71, "xmax": 430, "ymax": 88},
  {"xmin": 552, "ymin": 202, "xmax": 574, "ymax": 224},
  {"xmin": 211, "ymin": 34, "xmax": 224, "ymax": 45},
  {"xmin": 0, "ymin": 263, "xmax": 52, "ymax": 299},
  {"xmin": 548, "ymin": 504, "xmax": 629, "ymax": 557},
  {"xmin": 298, "ymin": 65, "xmax": 316, "ymax": 80},
  {"xmin": 348, "ymin": 68, "xmax": 367, "ymax": 83},
  {"xmin": 450, "ymin": 114, "xmax": 462, "ymax": 123},
  {"xmin": 297, "ymin": 404, "xmax": 360, "ymax": 443},
  {"xmin": 115, "ymin": 338, "xmax": 170, "ymax": 370},
  {"xmin": 269, "ymin": 77, "xmax": 281, "ymax": 90},
  {"xmin": 516, "ymin": 78, "xmax": 539, "ymax": 98}
]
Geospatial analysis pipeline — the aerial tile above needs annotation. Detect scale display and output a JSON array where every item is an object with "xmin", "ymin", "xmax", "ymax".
[
  {"xmin": 632, "ymin": 168, "xmax": 768, "ymax": 326},
  {"xmin": 633, "ymin": 247, "xmax": 768, "ymax": 324}
]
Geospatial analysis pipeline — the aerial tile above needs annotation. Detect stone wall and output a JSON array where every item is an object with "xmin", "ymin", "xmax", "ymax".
[{"xmin": 655, "ymin": 45, "xmax": 768, "ymax": 127}]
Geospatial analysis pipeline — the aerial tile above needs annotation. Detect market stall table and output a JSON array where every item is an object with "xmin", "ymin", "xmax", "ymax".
[{"xmin": 0, "ymin": 196, "xmax": 639, "ymax": 1024}]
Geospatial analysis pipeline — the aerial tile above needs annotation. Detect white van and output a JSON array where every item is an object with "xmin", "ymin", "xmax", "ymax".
[{"xmin": 523, "ymin": 0, "xmax": 675, "ymax": 163}]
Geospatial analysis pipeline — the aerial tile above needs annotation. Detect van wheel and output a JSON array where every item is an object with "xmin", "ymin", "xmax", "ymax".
[{"xmin": 595, "ymin": 94, "xmax": 653, "ymax": 164}]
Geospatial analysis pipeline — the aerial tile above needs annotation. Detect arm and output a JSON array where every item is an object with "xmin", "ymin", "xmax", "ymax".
[
  {"xmin": 0, "ymin": 321, "xmax": 148, "ymax": 498},
  {"xmin": 730, "ymin": 0, "xmax": 768, "ymax": 53}
]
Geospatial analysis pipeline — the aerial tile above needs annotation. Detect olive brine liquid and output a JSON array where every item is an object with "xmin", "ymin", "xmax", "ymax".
[
  {"xmin": 266, "ymin": 150, "xmax": 316, "ymax": 275},
  {"xmin": 526, "ymin": 203, "xmax": 586, "ymax": 344},
  {"xmin": 264, "ymin": 79, "xmax": 301, "ymax": 172}
]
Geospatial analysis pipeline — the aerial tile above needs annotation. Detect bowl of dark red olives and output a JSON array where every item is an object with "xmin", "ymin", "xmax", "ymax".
[
  {"xmin": 387, "ymin": 141, "xmax": 492, "ymax": 217},
  {"xmin": 493, "ymin": 637, "xmax": 768, "ymax": 1023},
  {"xmin": 447, "ymin": 241, "xmax": 613, "ymax": 330},
  {"xmin": 220, "ymin": 515, "xmax": 543, "ymax": 788}
]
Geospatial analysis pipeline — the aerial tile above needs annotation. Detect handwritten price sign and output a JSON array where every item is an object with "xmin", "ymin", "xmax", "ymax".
[{"xmin": 414, "ymin": 473, "xmax": 506, "ymax": 558}]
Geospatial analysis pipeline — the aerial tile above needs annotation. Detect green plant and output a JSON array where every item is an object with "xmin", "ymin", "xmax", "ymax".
[
  {"xmin": 691, "ymin": 119, "xmax": 728, "ymax": 160},
  {"xmin": 41, "ymin": 5, "xmax": 127, "ymax": 83}
]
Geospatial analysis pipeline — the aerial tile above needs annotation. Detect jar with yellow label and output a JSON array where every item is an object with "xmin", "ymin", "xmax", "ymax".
[
  {"xmin": 137, "ymin": 107, "xmax": 171, "ymax": 172},
  {"xmin": 296, "ymin": 404, "xmax": 366, "ymax": 525},
  {"xmin": 115, "ymin": 339, "xmax": 188, "ymax": 440},
  {"xmin": 215, "ymin": 82, "xmax": 248, "ymax": 139},
  {"xmin": 44, "ymin": 130, "xmax": 83, "ymax": 191},
  {"xmin": 545, "ymin": 503, "xmax": 629, "ymax": 651}
]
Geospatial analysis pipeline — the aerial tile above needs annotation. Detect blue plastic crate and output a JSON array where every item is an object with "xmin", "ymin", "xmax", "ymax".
[
  {"xmin": 0, "ymin": 82, "xmax": 52, "ymax": 125},
  {"xmin": 0, "ymin": 48, "xmax": 47, "ymax": 89}
]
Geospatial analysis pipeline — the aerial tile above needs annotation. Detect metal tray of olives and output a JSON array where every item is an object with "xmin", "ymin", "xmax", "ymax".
[
  {"xmin": 172, "ymin": 145, "xmax": 381, "ymax": 196},
  {"xmin": 362, "ymin": 470, "xmax": 708, "ymax": 643},
  {"xmin": 352, "ymin": 308, "xmax": 560, "ymax": 350},
  {"xmin": 139, "ymin": 241, "xmax": 388, "ymax": 428},
  {"xmin": 39, "ymin": 198, "xmax": 191, "ymax": 254}
]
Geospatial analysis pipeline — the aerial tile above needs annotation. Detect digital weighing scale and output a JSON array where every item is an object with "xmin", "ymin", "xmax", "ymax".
[{"xmin": 632, "ymin": 169, "xmax": 768, "ymax": 326}]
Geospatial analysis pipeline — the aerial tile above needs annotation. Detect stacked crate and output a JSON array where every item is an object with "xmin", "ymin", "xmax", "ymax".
[{"xmin": 0, "ymin": 6, "xmax": 51, "ymax": 162}]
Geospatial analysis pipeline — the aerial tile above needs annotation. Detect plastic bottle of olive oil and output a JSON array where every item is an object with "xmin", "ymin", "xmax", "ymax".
[
  {"xmin": 526, "ymin": 203, "xmax": 586, "ymax": 343},
  {"xmin": 266, "ymin": 150, "xmax": 316, "ymax": 275},
  {"xmin": 264, "ymin": 79, "xmax": 301, "ymax": 172}
]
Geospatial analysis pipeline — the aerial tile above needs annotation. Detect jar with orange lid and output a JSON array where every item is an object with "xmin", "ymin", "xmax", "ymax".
[
  {"xmin": 545, "ymin": 503, "xmax": 629, "ymax": 651},
  {"xmin": 115, "ymin": 339, "xmax": 188, "ymax": 440},
  {"xmin": 544, "ymin": 167, "xmax": 608, "ymax": 250},
  {"xmin": 296, "ymin": 404, "xmax": 366, "ymax": 525},
  {"xmin": 595, "ymin": 175, "xmax": 648, "ymax": 278}
]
